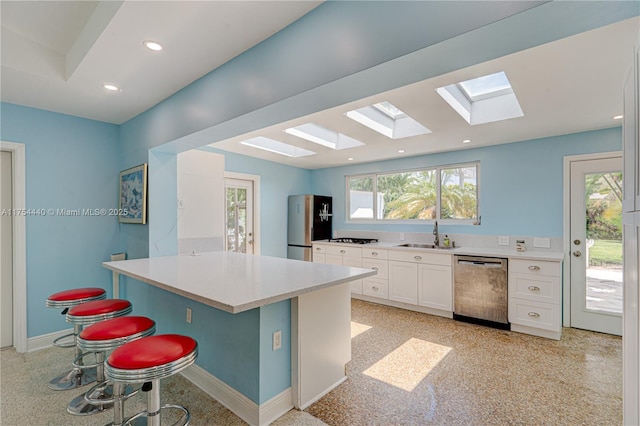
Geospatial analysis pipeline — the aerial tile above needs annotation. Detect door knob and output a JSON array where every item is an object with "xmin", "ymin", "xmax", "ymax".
[{"xmin": 572, "ymin": 250, "xmax": 582, "ymax": 257}]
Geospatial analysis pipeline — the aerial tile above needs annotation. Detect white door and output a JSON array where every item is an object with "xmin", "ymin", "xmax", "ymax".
[
  {"xmin": 1, "ymin": 151, "xmax": 13, "ymax": 348},
  {"xmin": 225, "ymin": 178, "xmax": 254, "ymax": 254},
  {"xmin": 570, "ymin": 156, "xmax": 623, "ymax": 335}
]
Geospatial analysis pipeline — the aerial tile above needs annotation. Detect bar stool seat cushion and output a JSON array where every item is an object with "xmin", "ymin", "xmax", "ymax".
[
  {"xmin": 79, "ymin": 316, "xmax": 155, "ymax": 341},
  {"xmin": 46, "ymin": 287, "xmax": 107, "ymax": 308},
  {"xmin": 109, "ymin": 335, "xmax": 197, "ymax": 370},
  {"xmin": 68, "ymin": 299, "xmax": 131, "ymax": 317}
]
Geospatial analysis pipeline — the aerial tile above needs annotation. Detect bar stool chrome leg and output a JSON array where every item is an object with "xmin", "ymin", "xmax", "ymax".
[{"xmin": 48, "ymin": 323, "xmax": 97, "ymax": 391}]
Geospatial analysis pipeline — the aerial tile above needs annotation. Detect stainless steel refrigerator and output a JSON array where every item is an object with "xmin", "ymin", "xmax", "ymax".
[{"xmin": 287, "ymin": 195, "xmax": 332, "ymax": 261}]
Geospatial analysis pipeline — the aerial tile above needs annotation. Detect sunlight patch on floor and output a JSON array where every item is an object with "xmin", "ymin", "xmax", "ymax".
[
  {"xmin": 362, "ymin": 337, "xmax": 451, "ymax": 392},
  {"xmin": 351, "ymin": 321, "xmax": 372, "ymax": 338}
]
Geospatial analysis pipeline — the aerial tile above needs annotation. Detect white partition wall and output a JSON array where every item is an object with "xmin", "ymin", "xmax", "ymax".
[{"xmin": 177, "ymin": 150, "xmax": 225, "ymax": 254}]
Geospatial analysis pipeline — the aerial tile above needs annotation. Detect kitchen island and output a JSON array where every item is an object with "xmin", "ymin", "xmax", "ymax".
[{"xmin": 103, "ymin": 252, "xmax": 376, "ymax": 425}]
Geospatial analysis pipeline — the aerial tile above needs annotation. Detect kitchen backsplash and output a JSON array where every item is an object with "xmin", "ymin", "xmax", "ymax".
[{"xmin": 333, "ymin": 230, "xmax": 563, "ymax": 252}]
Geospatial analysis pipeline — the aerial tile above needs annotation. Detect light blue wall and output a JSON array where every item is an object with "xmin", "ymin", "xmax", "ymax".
[
  {"xmin": 0, "ymin": 103, "xmax": 121, "ymax": 337},
  {"xmin": 311, "ymin": 127, "xmax": 622, "ymax": 237}
]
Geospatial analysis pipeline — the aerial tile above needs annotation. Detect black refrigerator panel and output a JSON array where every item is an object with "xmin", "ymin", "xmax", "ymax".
[{"xmin": 312, "ymin": 196, "xmax": 332, "ymax": 241}]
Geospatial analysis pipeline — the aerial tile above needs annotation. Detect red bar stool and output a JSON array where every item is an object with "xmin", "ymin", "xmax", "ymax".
[
  {"xmin": 46, "ymin": 287, "xmax": 107, "ymax": 390},
  {"xmin": 67, "ymin": 316, "xmax": 156, "ymax": 417},
  {"xmin": 49, "ymin": 299, "xmax": 133, "ymax": 391},
  {"xmin": 105, "ymin": 334, "xmax": 198, "ymax": 426}
]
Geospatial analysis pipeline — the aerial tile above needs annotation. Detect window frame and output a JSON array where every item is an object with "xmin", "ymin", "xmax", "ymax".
[{"xmin": 345, "ymin": 161, "xmax": 480, "ymax": 225}]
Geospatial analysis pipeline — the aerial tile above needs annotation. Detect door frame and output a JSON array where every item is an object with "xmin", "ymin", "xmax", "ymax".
[
  {"xmin": 562, "ymin": 151, "xmax": 622, "ymax": 329},
  {"xmin": 0, "ymin": 141, "xmax": 27, "ymax": 353},
  {"xmin": 224, "ymin": 172, "xmax": 260, "ymax": 256}
]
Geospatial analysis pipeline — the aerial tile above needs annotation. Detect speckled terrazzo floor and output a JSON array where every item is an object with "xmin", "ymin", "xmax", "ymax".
[
  {"xmin": 305, "ymin": 299, "xmax": 622, "ymax": 426},
  {"xmin": 1, "ymin": 299, "xmax": 622, "ymax": 425}
]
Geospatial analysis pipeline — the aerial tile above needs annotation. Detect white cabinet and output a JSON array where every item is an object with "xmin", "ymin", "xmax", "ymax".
[
  {"xmin": 324, "ymin": 245, "xmax": 363, "ymax": 294},
  {"xmin": 312, "ymin": 243, "xmax": 326, "ymax": 264},
  {"xmin": 508, "ymin": 259, "xmax": 562, "ymax": 339},
  {"xmin": 389, "ymin": 250, "xmax": 452, "ymax": 310},
  {"xmin": 418, "ymin": 263, "xmax": 452, "ymax": 311},
  {"xmin": 388, "ymin": 260, "xmax": 418, "ymax": 304},
  {"xmin": 362, "ymin": 248, "xmax": 389, "ymax": 299}
]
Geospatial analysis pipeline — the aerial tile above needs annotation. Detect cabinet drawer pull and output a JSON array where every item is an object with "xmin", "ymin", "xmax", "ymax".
[
  {"xmin": 414, "ymin": 255, "xmax": 422, "ymax": 260},
  {"xmin": 528, "ymin": 265, "xmax": 541, "ymax": 271},
  {"xmin": 372, "ymin": 286, "xmax": 379, "ymax": 291},
  {"xmin": 528, "ymin": 286, "xmax": 541, "ymax": 292},
  {"xmin": 340, "ymin": 249, "xmax": 346, "ymax": 254},
  {"xmin": 315, "ymin": 247, "xmax": 321, "ymax": 251},
  {"xmin": 372, "ymin": 267, "xmax": 379, "ymax": 271},
  {"xmin": 527, "ymin": 312, "xmax": 540, "ymax": 318},
  {"xmin": 371, "ymin": 252, "xmax": 378, "ymax": 256}
]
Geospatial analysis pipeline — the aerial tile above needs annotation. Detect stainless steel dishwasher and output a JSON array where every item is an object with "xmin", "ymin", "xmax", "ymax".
[{"xmin": 453, "ymin": 255, "xmax": 509, "ymax": 329}]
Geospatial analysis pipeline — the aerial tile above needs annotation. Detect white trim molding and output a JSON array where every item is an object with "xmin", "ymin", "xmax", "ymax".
[
  {"xmin": 0, "ymin": 141, "xmax": 27, "ymax": 353},
  {"xmin": 180, "ymin": 363, "xmax": 293, "ymax": 426},
  {"xmin": 27, "ymin": 328, "xmax": 73, "ymax": 353}
]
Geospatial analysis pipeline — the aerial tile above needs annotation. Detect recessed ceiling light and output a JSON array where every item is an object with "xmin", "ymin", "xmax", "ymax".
[
  {"xmin": 612, "ymin": 115, "xmax": 623, "ymax": 120},
  {"xmin": 397, "ymin": 150, "xmax": 405, "ymax": 154},
  {"xmin": 102, "ymin": 83, "xmax": 120, "ymax": 92},
  {"xmin": 462, "ymin": 139, "xmax": 471, "ymax": 144},
  {"xmin": 143, "ymin": 40, "xmax": 163, "ymax": 51},
  {"xmin": 348, "ymin": 157, "xmax": 354, "ymax": 161}
]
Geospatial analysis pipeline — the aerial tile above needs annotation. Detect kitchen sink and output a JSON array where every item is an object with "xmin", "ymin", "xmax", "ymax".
[{"xmin": 394, "ymin": 243, "xmax": 455, "ymax": 249}]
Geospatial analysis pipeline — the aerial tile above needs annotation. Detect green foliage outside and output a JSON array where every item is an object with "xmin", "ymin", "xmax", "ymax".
[
  {"xmin": 585, "ymin": 172, "xmax": 622, "ymax": 240},
  {"xmin": 589, "ymin": 240, "xmax": 623, "ymax": 266}
]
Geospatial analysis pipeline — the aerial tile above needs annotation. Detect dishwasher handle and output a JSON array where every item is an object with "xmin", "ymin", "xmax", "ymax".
[
  {"xmin": 457, "ymin": 260, "xmax": 503, "ymax": 268},
  {"xmin": 455, "ymin": 256, "xmax": 507, "ymax": 269}
]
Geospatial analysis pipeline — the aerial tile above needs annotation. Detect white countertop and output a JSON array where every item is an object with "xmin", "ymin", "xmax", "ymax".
[
  {"xmin": 314, "ymin": 241, "xmax": 565, "ymax": 262},
  {"xmin": 103, "ymin": 252, "xmax": 376, "ymax": 314}
]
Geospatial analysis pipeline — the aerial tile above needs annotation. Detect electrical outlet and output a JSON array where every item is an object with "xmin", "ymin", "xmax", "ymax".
[
  {"xmin": 400, "ymin": 232, "xmax": 405, "ymax": 241},
  {"xmin": 498, "ymin": 236, "xmax": 510, "ymax": 246},
  {"xmin": 273, "ymin": 330, "xmax": 282, "ymax": 351},
  {"xmin": 186, "ymin": 308, "xmax": 192, "ymax": 324},
  {"xmin": 533, "ymin": 237, "xmax": 551, "ymax": 248}
]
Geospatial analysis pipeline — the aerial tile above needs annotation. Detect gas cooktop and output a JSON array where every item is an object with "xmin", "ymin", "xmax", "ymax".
[{"xmin": 328, "ymin": 238, "xmax": 379, "ymax": 244}]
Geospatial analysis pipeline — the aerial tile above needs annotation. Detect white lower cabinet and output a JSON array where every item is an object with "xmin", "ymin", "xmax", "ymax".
[
  {"xmin": 362, "ymin": 249, "xmax": 389, "ymax": 299},
  {"xmin": 508, "ymin": 258, "xmax": 562, "ymax": 339},
  {"xmin": 324, "ymin": 245, "xmax": 363, "ymax": 294},
  {"xmin": 418, "ymin": 263, "xmax": 452, "ymax": 311},
  {"xmin": 388, "ymin": 260, "xmax": 418, "ymax": 305}
]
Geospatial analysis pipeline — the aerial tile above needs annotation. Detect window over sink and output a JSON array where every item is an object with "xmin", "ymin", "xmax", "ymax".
[{"xmin": 346, "ymin": 162, "xmax": 479, "ymax": 224}]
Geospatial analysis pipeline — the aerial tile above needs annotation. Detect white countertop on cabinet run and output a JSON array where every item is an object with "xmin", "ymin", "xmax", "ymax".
[
  {"xmin": 314, "ymin": 241, "xmax": 565, "ymax": 262},
  {"xmin": 103, "ymin": 252, "xmax": 376, "ymax": 314}
]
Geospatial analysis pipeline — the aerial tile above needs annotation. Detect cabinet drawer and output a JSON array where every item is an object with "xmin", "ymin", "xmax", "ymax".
[
  {"xmin": 509, "ymin": 299, "xmax": 561, "ymax": 332},
  {"xmin": 363, "ymin": 248, "xmax": 388, "ymax": 259},
  {"xmin": 389, "ymin": 250, "xmax": 451, "ymax": 266},
  {"xmin": 362, "ymin": 258, "xmax": 388, "ymax": 279},
  {"xmin": 509, "ymin": 272, "xmax": 560, "ymax": 304},
  {"xmin": 363, "ymin": 278, "xmax": 389, "ymax": 299},
  {"xmin": 312, "ymin": 244, "xmax": 326, "ymax": 254},
  {"xmin": 313, "ymin": 253, "xmax": 326, "ymax": 264},
  {"xmin": 509, "ymin": 259, "xmax": 561, "ymax": 276},
  {"xmin": 326, "ymin": 245, "xmax": 362, "ymax": 259}
]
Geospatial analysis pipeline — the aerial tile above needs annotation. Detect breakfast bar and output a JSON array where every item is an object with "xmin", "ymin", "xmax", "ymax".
[{"xmin": 103, "ymin": 252, "xmax": 376, "ymax": 425}]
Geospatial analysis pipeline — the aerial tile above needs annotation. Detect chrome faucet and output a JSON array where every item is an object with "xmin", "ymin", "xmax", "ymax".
[{"xmin": 433, "ymin": 220, "xmax": 439, "ymax": 247}]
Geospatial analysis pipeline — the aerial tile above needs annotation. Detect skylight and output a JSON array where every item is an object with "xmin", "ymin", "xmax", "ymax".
[
  {"xmin": 346, "ymin": 101, "xmax": 431, "ymax": 139},
  {"xmin": 285, "ymin": 123, "xmax": 365, "ymax": 150},
  {"xmin": 436, "ymin": 71, "xmax": 523, "ymax": 126},
  {"xmin": 458, "ymin": 71, "xmax": 512, "ymax": 101},
  {"xmin": 240, "ymin": 137, "xmax": 316, "ymax": 158}
]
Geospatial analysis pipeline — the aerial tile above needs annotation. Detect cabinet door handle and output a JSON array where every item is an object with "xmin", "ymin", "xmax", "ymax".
[
  {"xmin": 528, "ymin": 265, "xmax": 540, "ymax": 271},
  {"xmin": 315, "ymin": 247, "xmax": 321, "ymax": 251},
  {"xmin": 372, "ymin": 267, "xmax": 379, "ymax": 271},
  {"xmin": 414, "ymin": 255, "xmax": 422, "ymax": 260},
  {"xmin": 372, "ymin": 286, "xmax": 379, "ymax": 291},
  {"xmin": 371, "ymin": 252, "xmax": 378, "ymax": 256},
  {"xmin": 528, "ymin": 312, "xmax": 540, "ymax": 318},
  {"xmin": 340, "ymin": 249, "xmax": 346, "ymax": 254},
  {"xmin": 528, "ymin": 286, "xmax": 541, "ymax": 292}
]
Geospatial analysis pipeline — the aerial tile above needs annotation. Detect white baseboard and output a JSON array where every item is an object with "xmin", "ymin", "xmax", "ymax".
[
  {"xmin": 27, "ymin": 328, "xmax": 73, "ymax": 352},
  {"xmin": 180, "ymin": 364, "xmax": 293, "ymax": 426}
]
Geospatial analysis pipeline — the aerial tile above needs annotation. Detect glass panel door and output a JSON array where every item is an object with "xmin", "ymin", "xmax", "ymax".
[
  {"xmin": 225, "ymin": 178, "xmax": 253, "ymax": 254},
  {"xmin": 570, "ymin": 156, "xmax": 622, "ymax": 335}
]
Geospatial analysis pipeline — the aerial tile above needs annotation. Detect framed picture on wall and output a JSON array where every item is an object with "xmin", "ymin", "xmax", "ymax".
[{"xmin": 118, "ymin": 163, "xmax": 147, "ymax": 224}]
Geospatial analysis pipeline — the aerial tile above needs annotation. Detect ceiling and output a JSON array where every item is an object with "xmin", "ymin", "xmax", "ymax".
[
  {"xmin": 0, "ymin": 1, "xmax": 321, "ymax": 124},
  {"xmin": 212, "ymin": 17, "xmax": 639, "ymax": 169},
  {"xmin": 1, "ymin": 3, "xmax": 637, "ymax": 170}
]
